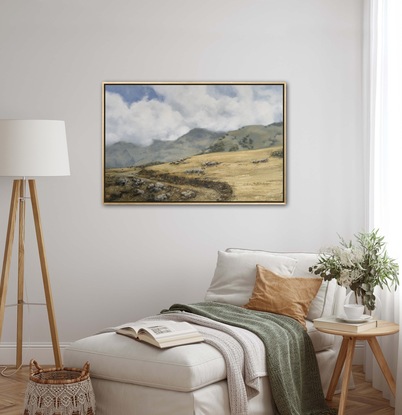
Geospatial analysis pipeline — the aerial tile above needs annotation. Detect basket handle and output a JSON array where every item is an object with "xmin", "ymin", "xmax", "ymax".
[
  {"xmin": 80, "ymin": 361, "xmax": 90, "ymax": 378},
  {"xmin": 29, "ymin": 359, "xmax": 42, "ymax": 375}
]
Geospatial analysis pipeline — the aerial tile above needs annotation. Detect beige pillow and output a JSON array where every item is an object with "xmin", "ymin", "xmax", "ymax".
[
  {"xmin": 205, "ymin": 251, "xmax": 297, "ymax": 306},
  {"xmin": 244, "ymin": 264, "xmax": 322, "ymax": 328}
]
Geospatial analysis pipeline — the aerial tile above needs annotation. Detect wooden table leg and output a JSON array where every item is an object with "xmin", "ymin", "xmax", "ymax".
[
  {"xmin": 367, "ymin": 337, "xmax": 396, "ymax": 396},
  {"xmin": 337, "ymin": 337, "xmax": 356, "ymax": 415},
  {"xmin": 326, "ymin": 337, "xmax": 349, "ymax": 400}
]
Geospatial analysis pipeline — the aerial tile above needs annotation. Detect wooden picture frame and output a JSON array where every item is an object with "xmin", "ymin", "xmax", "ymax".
[{"xmin": 102, "ymin": 82, "xmax": 286, "ymax": 204}]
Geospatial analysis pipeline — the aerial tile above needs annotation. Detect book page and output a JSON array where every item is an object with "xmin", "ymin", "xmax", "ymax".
[
  {"xmin": 117, "ymin": 321, "xmax": 168, "ymax": 337},
  {"xmin": 138, "ymin": 321, "xmax": 198, "ymax": 340}
]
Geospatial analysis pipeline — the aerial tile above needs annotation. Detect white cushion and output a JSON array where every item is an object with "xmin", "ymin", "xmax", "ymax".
[
  {"xmin": 205, "ymin": 250, "xmax": 297, "ymax": 306},
  {"xmin": 63, "ymin": 328, "xmax": 334, "ymax": 395},
  {"xmin": 64, "ymin": 332, "xmax": 226, "ymax": 392},
  {"xmin": 306, "ymin": 320, "xmax": 335, "ymax": 352},
  {"xmin": 224, "ymin": 249, "xmax": 337, "ymax": 321}
]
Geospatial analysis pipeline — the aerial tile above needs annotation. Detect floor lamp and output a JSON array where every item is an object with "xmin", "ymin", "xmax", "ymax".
[{"xmin": 0, "ymin": 120, "xmax": 70, "ymax": 368}]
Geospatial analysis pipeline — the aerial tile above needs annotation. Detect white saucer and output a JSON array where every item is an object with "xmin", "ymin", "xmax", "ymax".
[{"xmin": 337, "ymin": 314, "xmax": 372, "ymax": 324}]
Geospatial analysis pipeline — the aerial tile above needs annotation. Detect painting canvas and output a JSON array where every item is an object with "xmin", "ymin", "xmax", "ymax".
[{"xmin": 103, "ymin": 82, "xmax": 286, "ymax": 204}]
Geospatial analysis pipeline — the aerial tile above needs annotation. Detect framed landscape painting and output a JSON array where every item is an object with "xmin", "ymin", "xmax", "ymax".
[{"xmin": 102, "ymin": 82, "xmax": 286, "ymax": 204}]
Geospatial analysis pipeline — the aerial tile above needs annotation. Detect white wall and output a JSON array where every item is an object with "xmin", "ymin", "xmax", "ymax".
[{"xmin": 0, "ymin": 0, "xmax": 365, "ymax": 362}]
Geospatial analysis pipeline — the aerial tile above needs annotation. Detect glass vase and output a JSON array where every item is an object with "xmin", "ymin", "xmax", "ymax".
[{"xmin": 344, "ymin": 290, "xmax": 382, "ymax": 319}]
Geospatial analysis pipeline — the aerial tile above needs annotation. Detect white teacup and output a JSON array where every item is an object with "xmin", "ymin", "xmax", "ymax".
[{"xmin": 344, "ymin": 304, "xmax": 364, "ymax": 320}]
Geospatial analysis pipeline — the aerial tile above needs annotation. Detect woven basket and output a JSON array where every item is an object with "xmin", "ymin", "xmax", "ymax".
[{"xmin": 24, "ymin": 359, "xmax": 96, "ymax": 415}]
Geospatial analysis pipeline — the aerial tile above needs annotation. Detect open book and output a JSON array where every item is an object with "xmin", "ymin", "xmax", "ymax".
[{"xmin": 116, "ymin": 320, "xmax": 204, "ymax": 348}]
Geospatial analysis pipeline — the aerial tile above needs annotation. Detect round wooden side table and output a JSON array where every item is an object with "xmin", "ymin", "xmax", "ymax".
[{"xmin": 316, "ymin": 320, "xmax": 399, "ymax": 415}]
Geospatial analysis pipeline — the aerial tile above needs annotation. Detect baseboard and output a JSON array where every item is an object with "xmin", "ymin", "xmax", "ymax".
[{"xmin": 0, "ymin": 342, "xmax": 71, "ymax": 366}]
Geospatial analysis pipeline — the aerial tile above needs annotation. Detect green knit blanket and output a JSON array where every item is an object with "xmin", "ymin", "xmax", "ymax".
[{"xmin": 165, "ymin": 302, "xmax": 336, "ymax": 415}]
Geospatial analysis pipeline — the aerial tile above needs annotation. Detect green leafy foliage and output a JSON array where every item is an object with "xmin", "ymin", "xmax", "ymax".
[{"xmin": 309, "ymin": 229, "xmax": 399, "ymax": 310}]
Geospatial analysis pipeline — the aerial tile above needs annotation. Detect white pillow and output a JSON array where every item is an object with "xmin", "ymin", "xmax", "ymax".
[
  {"xmin": 226, "ymin": 248, "xmax": 336, "ymax": 320},
  {"xmin": 205, "ymin": 250, "xmax": 297, "ymax": 306}
]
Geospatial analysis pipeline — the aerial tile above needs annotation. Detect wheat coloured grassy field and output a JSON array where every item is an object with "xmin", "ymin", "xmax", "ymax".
[{"xmin": 104, "ymin": 146, "xmax": 284, "ymax": 203}]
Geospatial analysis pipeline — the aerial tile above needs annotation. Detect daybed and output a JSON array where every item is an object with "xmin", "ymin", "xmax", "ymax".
[{"xmin": 64, "ymin": 249, "xmax": 346, "ymax": 415}]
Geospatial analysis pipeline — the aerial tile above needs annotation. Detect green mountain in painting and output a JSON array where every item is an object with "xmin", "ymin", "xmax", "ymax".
[{"xmin": 105, "ymin": 122, "xmax": 283, "ymax": 168}]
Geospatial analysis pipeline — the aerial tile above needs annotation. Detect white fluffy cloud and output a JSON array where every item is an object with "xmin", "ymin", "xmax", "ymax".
[{"xmin": 105, "ymin": 84, "xmax": 283, "ymax": 146}]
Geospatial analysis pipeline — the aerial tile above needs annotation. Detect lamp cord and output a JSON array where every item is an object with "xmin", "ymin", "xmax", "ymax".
[{"xmin": 0, "ymin": 363, "xmax": 23, "ymax": 377}]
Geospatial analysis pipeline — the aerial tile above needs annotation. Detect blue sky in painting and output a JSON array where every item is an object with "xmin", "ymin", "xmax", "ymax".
[
  {"xmin": 105, "ymin": 84, "xmax": 284, "ymax": 146},
  {"xmin": 105, "ymin": 84, "xmax": 163, "ymax": 104}
]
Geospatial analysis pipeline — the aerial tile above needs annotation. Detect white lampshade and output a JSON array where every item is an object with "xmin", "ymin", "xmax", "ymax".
[{"xmin": 0, "ymin": 119, "xmax": 70, "ymax": 177}]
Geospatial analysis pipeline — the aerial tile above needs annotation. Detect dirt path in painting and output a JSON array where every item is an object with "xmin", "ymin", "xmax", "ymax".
[{"xmin": 104, "ymin": 146, "xmax": 284, "ymax": 203}]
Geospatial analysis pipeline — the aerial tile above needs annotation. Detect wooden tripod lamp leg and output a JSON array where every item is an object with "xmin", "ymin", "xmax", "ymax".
[
  {"xmin": 28, "ymin": 180, "xmax": 62, "ymax": 368},
  {"xmin": 16, "ymin": 179, "xmax": 26, "ymax": 368},
  {"xmin": 0, "ymin": 180, "xmax": 20, "ymax": 345}
]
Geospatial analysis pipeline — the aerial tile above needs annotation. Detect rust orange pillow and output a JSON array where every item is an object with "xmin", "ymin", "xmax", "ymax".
[{"xmin": 244, "ymin": 264, "xmax": 322, "ymax": 328}]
